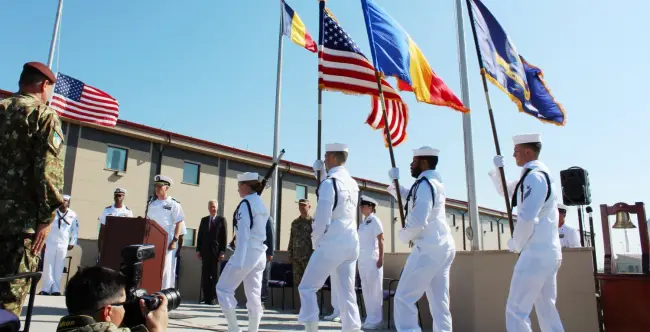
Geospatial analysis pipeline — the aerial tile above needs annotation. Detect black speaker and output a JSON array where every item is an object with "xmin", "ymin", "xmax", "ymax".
[{"xmin": 560, "ymin": 167, "xmax": 591, "ymax": 206}]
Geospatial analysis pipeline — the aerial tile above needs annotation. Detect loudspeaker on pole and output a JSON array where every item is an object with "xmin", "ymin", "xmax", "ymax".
[{"xmin": 560, "ymin": 166, "xmax": 592, "ymax": 206}]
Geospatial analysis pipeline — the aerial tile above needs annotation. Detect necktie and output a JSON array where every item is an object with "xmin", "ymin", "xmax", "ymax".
[{"xmin": 209, "ymin": 216, "xmax": 214, "ymax": 232}]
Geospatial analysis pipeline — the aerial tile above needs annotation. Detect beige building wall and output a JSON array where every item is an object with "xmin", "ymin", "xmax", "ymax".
[
  {"xmin": 70, "ymin": 131, "xmax": 152, "ymax": 240},
  {"xmin": 159, "ymin": 155, "xmax": 220, "ymax": 242}
]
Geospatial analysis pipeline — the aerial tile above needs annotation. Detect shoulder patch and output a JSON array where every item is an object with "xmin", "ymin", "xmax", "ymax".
[{"xmin": 48, "ymin": 125, "xmax": 65, "ymax": 155}]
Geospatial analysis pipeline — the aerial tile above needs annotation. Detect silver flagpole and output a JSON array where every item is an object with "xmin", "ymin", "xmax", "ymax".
[
  {"xmin": 47, "ymin": 0, "xmax": 64, "ymax": 69},
  {"xmin": 454, "ymin": 0, "xmax": 482, "ymax": 250},
  {"xmin": 269, "ymin": 0, "xmax": 285, "ymax": 248}
]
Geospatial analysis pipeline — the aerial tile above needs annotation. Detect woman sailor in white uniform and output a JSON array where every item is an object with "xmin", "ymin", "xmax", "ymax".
[
  {"xmin": 357, "ymin": 195, "xmax": 384, "ymax": 329},
  {"xmin": 216, "ymin": 172, "xmax": 269, "ymax": 332}
]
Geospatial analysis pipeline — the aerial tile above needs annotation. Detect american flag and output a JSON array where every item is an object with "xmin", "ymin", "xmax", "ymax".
[
  {"xmin": 51, "ymin": 73, "xmax": 119, "ymax": 127},
  {"xmin": 318, "ymin": 8, "xmax": 408, "ymax": 147}
]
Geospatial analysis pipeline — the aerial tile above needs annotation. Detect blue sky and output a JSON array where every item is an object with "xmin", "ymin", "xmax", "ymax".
[{"xmin": 2, "ymin": 0, "xmax": 648, "ymax": 265}]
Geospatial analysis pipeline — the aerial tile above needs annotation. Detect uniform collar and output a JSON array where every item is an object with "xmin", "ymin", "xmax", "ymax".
[
  {"xmin": 521, "ymin": 160, "xmax": 549, "ymax": 174},
  {"xmin": 417, "ymin": 169, "xmax": 441, "ymax": 182},
  {"xmin": 327, "ymin": 166, "xmax": 347, "ymax": 177}
]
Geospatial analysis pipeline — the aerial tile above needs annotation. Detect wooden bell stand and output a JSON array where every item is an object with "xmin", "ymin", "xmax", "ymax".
[{"xmin": 597, "ymin": 202, "xmax": 650, "ymax": 332}]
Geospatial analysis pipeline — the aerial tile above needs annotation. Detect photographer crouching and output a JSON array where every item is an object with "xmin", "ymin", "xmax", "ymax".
[{"xmin": 56, "ymin": 266, "xmax": 168, "ymax": 332}]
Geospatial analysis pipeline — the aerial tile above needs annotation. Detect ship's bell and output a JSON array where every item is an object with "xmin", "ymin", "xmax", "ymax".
[{"xmin": 612, "ymin": 211, "xmax": 636, "ymax": 229}]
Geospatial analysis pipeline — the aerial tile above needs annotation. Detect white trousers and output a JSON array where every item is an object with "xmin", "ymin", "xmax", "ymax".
[
  {"xmin": 506, "ymin": 255, "xmax": 564, "ymax": 332},
  {"xmin": 395, "ymin": 247, "xmax": 455, "ymax": 332},
  {"xmin": 358, "ymin": 256, "xmax": 383, "ymax": 325},
  {"xmin": 216, "ymin": 249, "xmax": 266, "ymax": 316},
  {"xmin": 41, "ymin": 244, "xmax": 68, "ymax": 294},
  {"xmin": 298, "ymin": 243, "xmax": 361, "ymax": 332},
  {"xmin": 161, "ymin": 249, "xmax": 175, "ymax": 289},
  {"xmin": 330, "ymin": 269, "xmax": 339, "ymax": 313}
]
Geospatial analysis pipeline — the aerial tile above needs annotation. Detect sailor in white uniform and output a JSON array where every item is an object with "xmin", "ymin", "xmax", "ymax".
[
  {"xmin": 387, "ymin": 146, "xmax": 456, "ymax": 332},
  {"xmin": 298, "ymin": 143, "xmax": 361, "ymax": 332},
  {"xmin": 216, "ymin": 172, "xmax": 269, "ymax": 332},
  {"xmin": 146, "ymin": 175, "xmax": 185, "ymax": 289},
  {"xmin": 97, "ymin": 188, "xmax": 133, "ymax": 252},
  {"xmin": 489, "ymin": 133, "xmax": 564, "ymax": 332},
  {"xmin": 357, "ymin": 195, "xmax": 384, "ymax": 330},
  {"xmin": 171, "ymin": 220, "xmax": 188, "ymax": 288},
  {"xmin": 40, "ymin": 195, "xmax": 79, "ymax": 296},
  {"xmin": 557, "ymin": 204, "xmax": 580, "ymax": 248}
]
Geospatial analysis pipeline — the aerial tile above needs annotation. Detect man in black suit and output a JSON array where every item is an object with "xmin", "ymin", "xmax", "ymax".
[
  {"xmin": 196, "ymin": 199, "xmax": 227, "ymax": 305},
  {"xmin": 260, "ymin": 217, "xmax": 275, "ymax": 306}
]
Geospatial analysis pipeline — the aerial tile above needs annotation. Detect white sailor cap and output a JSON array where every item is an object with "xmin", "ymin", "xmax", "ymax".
[
  {"xmin": 325, "ymin": 143, "xmax": 348, "ymax": 153},
  {"xmin": 114, "ymin": 187, "xmax": 127, "ymax": 195},
  {"xmin": 513, "ymin": 133, "xmax": 542, "ymax": 145},
  {"xmin": 63, "ymin": 195, "xmax": 71, "ymax": 201},
  {"xmin": 557, "ymin": 203, "xmax": 568, "ymax": 211},
  {"xmin": 413, "ymin": 146, "xmax": 439, "ymax": 157},
  {"xmin": 360, "ymin": 195, "xmax": 378, "ymax": 206},
  {"xmin": 237, "ymin": 172, "xmax": 261, "ymax": 182},
  {"xmin": 154, "ymin": 175, "xmax": 173, "ymax": 186}
]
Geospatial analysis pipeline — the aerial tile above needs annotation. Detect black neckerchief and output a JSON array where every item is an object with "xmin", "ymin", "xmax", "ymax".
[
  {"xmin": 405, "ymin": 177, "xmax": 435, "ymax": 219},
  {"xmin": 57, "ymin": 209, "xmax": 70, "ymax": 229}
]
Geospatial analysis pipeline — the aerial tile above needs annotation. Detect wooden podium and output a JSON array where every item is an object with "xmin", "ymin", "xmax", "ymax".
[{"xmin": 99, "ymin": 217, "xmax": 168, "ymax": 293}]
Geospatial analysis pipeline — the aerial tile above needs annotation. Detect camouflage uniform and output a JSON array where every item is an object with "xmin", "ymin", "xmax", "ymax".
[
  {"xmin": 287, "ymin": 216, "xmax": 314, "ymax": 286},
  {"xmin": 57, "ymin": 321, "xmax": 148, "ymax": 332},
  {"xmin": 0, "ymin": 93, "xmax": 65, "ymax": 316}
]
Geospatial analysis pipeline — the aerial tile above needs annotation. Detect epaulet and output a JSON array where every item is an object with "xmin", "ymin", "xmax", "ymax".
[
  {"xmin": 125, "ymin": 206, "xmax": 131, "ymax": 210},
  {"xmin": 105, "ymin": 205, "xmax": 112, "ymax": 209},
  {"xmin": 171, "ymin": 197, "xmax": 181, "ymax": 203}
]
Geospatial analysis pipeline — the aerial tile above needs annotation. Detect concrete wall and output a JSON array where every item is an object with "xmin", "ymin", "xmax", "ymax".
[{"xmin": 72, "ymin": 239, "xmax": 598, "ymax": 331}]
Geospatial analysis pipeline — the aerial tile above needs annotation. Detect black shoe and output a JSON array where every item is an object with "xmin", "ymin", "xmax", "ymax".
[
  {"xmin": 38, "ymin": 291, "xmax": 50, "ymax": 296},
  {"xmin": 209, "ymin": 299, "xmax": 218, "ymax": 305},
  {"xmin": 52, "ymin": 292, "xmax": 62, "ymax": 296}
]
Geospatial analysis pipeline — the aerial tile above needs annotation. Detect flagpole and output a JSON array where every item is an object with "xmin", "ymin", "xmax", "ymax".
[
  {"xmin": 270, "ymin": 0, "xmax": 285, "ymax": 245},
  {"xmin": 463, "ymin": 0, "xmax": 515, "ymax": 236},
  {"xmin": 47, "ymin": 0, "xmax": 64, "ymax": 69},
  {"xmin": 316, "ymin": 0, "xmax": 326, "ymax": 183},
  {"xmin": 373, "ymin": 73, "xmax": 406, "ymax": 229},
  {"xmin": 454, "ymin": 0, "xmax": 483, "ymax": 250}
]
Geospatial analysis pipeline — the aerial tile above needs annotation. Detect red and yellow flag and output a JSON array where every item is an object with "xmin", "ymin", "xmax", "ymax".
[{"xmin": 282, "ymin": 1, "xmax": 317, "ymax": 53}]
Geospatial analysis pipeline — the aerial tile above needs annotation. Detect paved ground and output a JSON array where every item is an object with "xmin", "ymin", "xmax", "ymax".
[{"xmin": 18, "ymin": 295, "xmax": 395, "ymax": 331}]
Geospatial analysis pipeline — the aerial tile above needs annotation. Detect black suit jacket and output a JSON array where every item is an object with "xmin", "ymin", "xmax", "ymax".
[
  {"xmin": 263, "ymin": 217, "xmax": 275, "ymax": 257},
  {"xmin": 196, "ymin": 215, "xmax": 227, "ymax": 257}
]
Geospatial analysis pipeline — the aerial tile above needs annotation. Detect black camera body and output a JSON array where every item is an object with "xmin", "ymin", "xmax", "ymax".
[{"xmin": 120, "ymin": 244, "xmax": 181, "ymax": 328}]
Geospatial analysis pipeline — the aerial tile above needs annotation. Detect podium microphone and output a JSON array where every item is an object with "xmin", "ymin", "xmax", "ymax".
[{"xmin": 144, "ymin": 196, "xmax": 154, "ymax": 219}]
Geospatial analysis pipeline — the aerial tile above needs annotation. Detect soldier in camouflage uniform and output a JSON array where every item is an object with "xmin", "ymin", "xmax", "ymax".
[
  {"xmin": 56, "ymin": 266, "xmax": 167, "ymax": 332},
  {"xmin": 287, "ymin": 199, "xmax": 314, "ymax": 286},
  {"xmin": 0, "ymin": 62, "xmax": 66, "ymax": 317}
]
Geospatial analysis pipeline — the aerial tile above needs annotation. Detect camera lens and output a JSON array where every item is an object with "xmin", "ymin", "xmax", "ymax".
[{"xmin": 156, "ymin": 288, "xmax": 182, "ymax": 311}]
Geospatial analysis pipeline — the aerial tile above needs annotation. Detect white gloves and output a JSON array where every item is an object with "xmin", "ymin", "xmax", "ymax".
[
  {"xmin": 312, "ymin": 160, "xmax": 326, "ymax": 180},
  {"xmin": 388, "ymin": 167, "xmax": 400, "ymax": 180},
  {"xmin": 493, "ymin": 155, "xmax": 505, "ymax": 168},
  {"xmin": 313, "ymin": 160, "xmax": 325, "ymax": 171}
]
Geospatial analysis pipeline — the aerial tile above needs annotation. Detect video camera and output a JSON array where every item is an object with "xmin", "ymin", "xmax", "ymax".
[{"xmin": 120, "ymin": 244, "xmax": 181, "ymax": 327}]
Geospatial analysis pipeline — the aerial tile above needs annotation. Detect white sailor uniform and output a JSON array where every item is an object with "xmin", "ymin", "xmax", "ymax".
[
  {"xmin": 357, "ymin": 211, "xmax": 384, "ymax": 328},
  {"xmin": 147, "ymin": 196, "xmax": 185, "ymax": 289},
  {"xmin": 216, "ymin": 172, "xmax": 268, "ymax": 332},
  {"xmin": 488, "ymin": 133, "xmax": 564, "ymax": 332},
  {"xmin": 98, "ymin": 204, "xmax": 134, "ymax": 226},
  {"xmin": 41, "ymin": 208, "xmax": 79, "ymax": 294},
  {"xmin": 299, "ymin": 143, "xmax": 362, "ymax": 332},
  {"xmin": 558, "ymin": 224, "xmax": 581, "ymax": 248}
]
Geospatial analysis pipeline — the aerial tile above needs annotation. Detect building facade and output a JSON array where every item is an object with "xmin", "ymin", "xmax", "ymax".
[
  {"xmin": 58, "ymin": 118, "xmax": 513, "ymax": 253},
  {"xmin": 1, "ymin": 88, "xmax": 513, "ymax": 252}
]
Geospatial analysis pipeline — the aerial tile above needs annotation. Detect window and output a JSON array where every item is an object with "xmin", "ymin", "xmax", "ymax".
[
  {"xmin": 500, "ymin": 223, "xmax": 504, "ymax": 233},
  {"xmin": 183, "ymin": 228, "xmax": 196, "ymax": 247},
  {"xmin": 106, "ymin": 146, "xmax": 127, "ymax": 172},
  {"xmin": 296, "ymin": 184, "xmax": 307, "ymax": 201},
  {"xmin": 490, "ymin": 222, "xmax": 494, "ymax": 232},
  {"xmin": 182, "ymin": 162, "xmax": 200, "ymax": 185}
]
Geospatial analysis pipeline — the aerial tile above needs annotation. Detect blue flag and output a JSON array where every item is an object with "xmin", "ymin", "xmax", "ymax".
[{"xmin": 469, "ymin": 0, "xmax": 565, "ymax": 125}]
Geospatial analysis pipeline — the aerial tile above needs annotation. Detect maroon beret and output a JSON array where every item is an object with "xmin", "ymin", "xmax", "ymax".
[{"xmin": 23, "ymin": 62, "xmax": 57, "ymax": 83}]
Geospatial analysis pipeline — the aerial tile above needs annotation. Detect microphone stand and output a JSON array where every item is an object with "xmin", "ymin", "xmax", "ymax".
[{"xmin": 144, "ymin": 195, "xmax": 154, "ymax": 219}]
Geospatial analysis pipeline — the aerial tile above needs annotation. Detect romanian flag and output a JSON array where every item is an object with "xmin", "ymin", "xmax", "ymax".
[
  {"xmin": 360, "ymin": 0, "xmax": 467, "ymax": 112},
  {"xmin": 282, "ymin": 1, "xmax": 317, "ymax": 53},
  {"xmin": 469, "ymin": 0, "xmax": 565, "ymax": 125}
]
